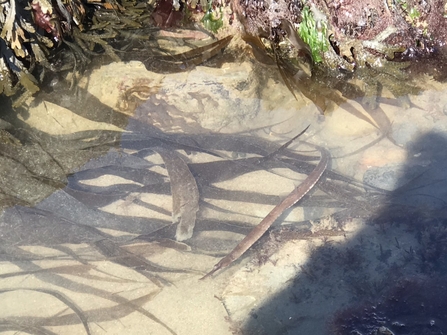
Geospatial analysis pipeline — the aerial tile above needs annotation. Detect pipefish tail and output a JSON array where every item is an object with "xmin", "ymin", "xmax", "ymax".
[{"xmin": 200, "ymin": 146, "xmax": 330, "ymax": 280}]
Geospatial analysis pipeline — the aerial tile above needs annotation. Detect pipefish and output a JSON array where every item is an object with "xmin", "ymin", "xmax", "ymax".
[{"xmin": 200, "ymin": 146, "xmax": 330, "ymax": 279}]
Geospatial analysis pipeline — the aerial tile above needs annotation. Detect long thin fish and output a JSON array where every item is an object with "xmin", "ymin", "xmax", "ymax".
[{"xmin": 200, "ymin": 147, "xmax": 330, "ymax": 279}]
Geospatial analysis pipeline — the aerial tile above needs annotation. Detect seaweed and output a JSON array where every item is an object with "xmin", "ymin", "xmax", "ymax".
[
  {"xmin": 3, "ymin": 244, "xmax": 178, "ymax": 334},
  {"xmin": 0, "ymin": 288, "xmax": 91, "ymax": 335},
  {"xmin": 201, "ymin": 1, "xmax": 223, "ymax": 33},
  {"xmin": 298, "ymin": 6, "xmax": 329, "ymax": 63},
  {"xmin": 264, "ymin": 35, "xmax": 418, "ymax": 146},
  {"xmin": 154, "ymin": 147, "xmax": 200, "ymax": 241},
  {"xmin": 1, "ymin": 73, "xmax": 430, "ymax": 333}
]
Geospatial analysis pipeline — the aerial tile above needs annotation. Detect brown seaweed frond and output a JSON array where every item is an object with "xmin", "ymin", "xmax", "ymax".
[
  {"xmin": 153, "ymin": 147, "xmax": 200, "ymax": 241},
  {"xmin": 0, "ymin": 321, "xmax": 59, "ymax": 335},
  {"xmin": 8, "ymin": 255, "xmax": 178, "ymax": 334},
  {"xmin": 0, "ymin": 288, "xmax": 91, "ymax": 335},
  {"xmin": 0, "ymin": 263, "xmax": 144, "ymax": 283},
  {"xmin": 141, "ymin": 35, "xmax": 233, "ymax": 72},
  {"xmin": 0, "ymin": 286, "xmax": 175, "ymax": 334},
  {"xmin": 0, "ymin": 0, "xmax": 67, "ymax": 103},
  {"xmin": 0, "ymin": 0, "xmax": 156, "ymax": 103},
  {"xmin": 270, "ymin": 39, "xmax": 400, "ymax": 145},
  {"xmin": 42, "ymin": 291, "xmax": 160, "ymax": 327}
]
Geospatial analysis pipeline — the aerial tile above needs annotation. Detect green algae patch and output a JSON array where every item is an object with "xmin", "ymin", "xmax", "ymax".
[
  {"xmin": 201, "ymin": 3, "xmax": 223, "ymax": 33},
  {"xmin": 298, "ymin": 6, "xmax": 329, "ymax": 63}
]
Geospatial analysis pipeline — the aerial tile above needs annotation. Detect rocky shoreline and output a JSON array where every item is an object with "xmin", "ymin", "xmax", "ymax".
[{"xmin": 1, "ymin": 0, "xmax": 447, "ymax": 106}]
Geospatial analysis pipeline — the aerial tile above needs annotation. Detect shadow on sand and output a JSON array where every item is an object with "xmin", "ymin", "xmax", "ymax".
[{"xmin": 241, "ymin": 131, "xmax": 447, "ymax": 335}]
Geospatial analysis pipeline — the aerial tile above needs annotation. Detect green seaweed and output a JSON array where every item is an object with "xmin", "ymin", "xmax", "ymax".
[
  {"xmin": 298, "ymin": 6, "xmax": 329, "ymax": 63},
  {"xmin": 409, "ymin": 7, "xmax": 420, "ymax": 21},
  {"xmin": 395, "ymin": 0, "xmax": 421, "ymax": 25},
  {"xmin": 201, "ymin": 2, "xmax": 223, "ymax": 33}
]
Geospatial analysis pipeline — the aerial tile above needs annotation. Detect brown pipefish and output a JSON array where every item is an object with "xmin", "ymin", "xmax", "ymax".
[{"xmin": 200, "ymin": 146, "xmax": 330, "ymax": 280}]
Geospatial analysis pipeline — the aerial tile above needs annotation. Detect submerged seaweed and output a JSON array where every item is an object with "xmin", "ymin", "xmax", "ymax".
[
  {"xmin": 1, "ymin": 1, "xmax": 447, "ymax": 332},
  {"xmin": 255, "ymin": 33, "xmax": 421, "ymax": 146}
]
